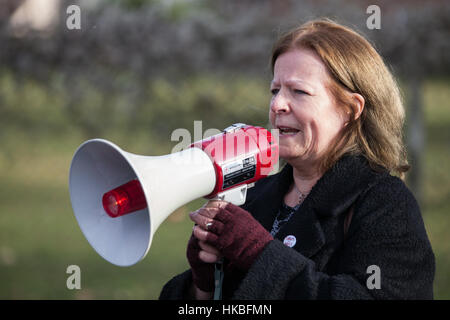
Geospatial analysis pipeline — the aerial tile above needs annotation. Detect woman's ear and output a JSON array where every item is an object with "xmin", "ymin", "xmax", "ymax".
[{"xmin": 351, "ymin": 93, "xmax": 365, "ymax": 120}]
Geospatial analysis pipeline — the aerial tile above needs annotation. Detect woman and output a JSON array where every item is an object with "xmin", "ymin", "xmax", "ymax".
[{"xmin": 159, "ymin": 19, "xmax": 435, "ymax": 300}]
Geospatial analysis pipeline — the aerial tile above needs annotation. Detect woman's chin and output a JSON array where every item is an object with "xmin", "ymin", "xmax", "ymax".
[
  {"xmin": 278, "ymin": 137, "xmax": 304, "ymax": 158},
  {"xmin": 279, "ymin": 148, "xmax": 302, "ymax": 161}
]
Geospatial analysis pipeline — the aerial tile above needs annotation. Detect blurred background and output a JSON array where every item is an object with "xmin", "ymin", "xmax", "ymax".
[{"xmin": 0, "ymin": 0, "xmax": 449, "ymax": 299}]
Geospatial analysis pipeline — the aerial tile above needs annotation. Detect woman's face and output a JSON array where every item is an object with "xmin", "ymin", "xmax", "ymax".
[{"xmin": 269, "ymin": 48, "xmax": 347, "ymax": 167}]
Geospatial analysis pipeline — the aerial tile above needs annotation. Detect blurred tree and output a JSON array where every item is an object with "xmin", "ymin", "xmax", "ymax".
[{"xmin": 0, "ymin": 0, "xmax": 449, "ymax": 202}]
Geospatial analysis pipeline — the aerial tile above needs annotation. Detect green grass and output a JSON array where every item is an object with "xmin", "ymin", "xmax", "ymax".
[
  {"xmin": 0, "ymin": 77, "xmax": 449, "ymax": 299},
  {"xmin": 421, "ymin": 78, "xmax": 450, "ymax": 299}
]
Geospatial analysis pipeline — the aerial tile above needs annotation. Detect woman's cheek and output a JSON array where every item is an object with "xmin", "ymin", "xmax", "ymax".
[{"xmin": 268, "ymin": 111, "xmax": 275, "ymax": 128}]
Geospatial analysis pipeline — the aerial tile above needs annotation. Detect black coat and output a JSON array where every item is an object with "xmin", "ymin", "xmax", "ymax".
[{"xmin": 159, "ymin": 155, "xmax": 435, "ymax": 299}]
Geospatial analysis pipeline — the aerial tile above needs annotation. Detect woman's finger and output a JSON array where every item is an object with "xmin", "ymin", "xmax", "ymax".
[
  {"xmin": 198, "ymin": 240, "xmax": 222, "ymax": 256},
  {"xmin": 190, "ymin": 211, "xmax": 225, "ymax": 235},
  {"xmin": 198, "ymin": 250, "xmax": 221, "ymax": 263},
  {"xmin": 203, "ymin": 200, "xmax": 229, "ymax": 210},
  {"xmin": 193, "ymin": 224, "xmax": 218, "ymax": 243},
  {"xmin": 195, "ymin": 207, "xmax": 220, "ymax": 219},
  {"xmin": 189, "ymin": 209, "xmax": 215, "ymax": 229}
]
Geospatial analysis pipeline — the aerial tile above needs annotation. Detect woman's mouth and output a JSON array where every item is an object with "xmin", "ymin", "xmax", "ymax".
[{"xmin": 277, "ymin": 126, "xmax": 300, "ymax": 137}]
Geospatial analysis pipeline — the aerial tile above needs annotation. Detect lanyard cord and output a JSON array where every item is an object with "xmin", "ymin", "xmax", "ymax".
[{"xmin": 213, "ymin": 259, "xmax": 224, "ymax": 300}]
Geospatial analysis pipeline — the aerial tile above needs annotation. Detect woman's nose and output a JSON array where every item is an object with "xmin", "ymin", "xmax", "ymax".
[{"xmin": 270, "ymin": 92, "xmax": 290, "ymax": 114}]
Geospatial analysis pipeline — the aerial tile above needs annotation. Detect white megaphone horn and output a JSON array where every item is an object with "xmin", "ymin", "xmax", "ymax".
[{"xmin": 69, "ymin": 123, "xmax": 279, "ymax": 267}]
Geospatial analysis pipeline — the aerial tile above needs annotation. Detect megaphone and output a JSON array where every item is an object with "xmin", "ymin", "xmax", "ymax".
[{"xmin": 69, "ymin": 123, "xmax": 279, "ymax": 266}]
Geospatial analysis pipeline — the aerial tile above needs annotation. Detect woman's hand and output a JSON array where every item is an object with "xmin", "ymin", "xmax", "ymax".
[
  {"xmin": 190, "ymin": 200, "xmax": 227, "ymax": 263},
  {"xmin": 186, "ymin": 201, "xmax": 226, "ymax": 297},
  {"xmin": 189, "ymin": 201, "xmax": 274, "ymax": 271},
  {"xmin": 186, "ymin": 233, "xmax": 213, "ymax": 291}
]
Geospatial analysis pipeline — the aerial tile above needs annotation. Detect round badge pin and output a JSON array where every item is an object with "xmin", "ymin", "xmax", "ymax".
[{"xmin": 283, "ymin": 235, "xmax": 297, "ymax": 247}]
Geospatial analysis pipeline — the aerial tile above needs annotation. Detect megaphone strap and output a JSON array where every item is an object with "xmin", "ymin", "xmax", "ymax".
[{"xmin": 214, "ymin": 259, "xmax": 224, "ymax": 300}]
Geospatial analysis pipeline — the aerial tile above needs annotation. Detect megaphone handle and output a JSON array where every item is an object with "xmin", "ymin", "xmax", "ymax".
[
  {"xmin": 211, "ymin": 184, "xmax": 256, "ymax": 299},
  {"xmin": 212, "ymin": 184, "xmax": 251, "ymax": 206},
  {"xmin": 213, "ymin": 258, "xmax": 224, "ymax": 300}
]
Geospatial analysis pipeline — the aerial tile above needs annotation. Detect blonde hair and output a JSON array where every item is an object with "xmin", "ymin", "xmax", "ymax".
[{"xmin": 271, "ymin": 18, "xmax": 410, "ymax": 178}]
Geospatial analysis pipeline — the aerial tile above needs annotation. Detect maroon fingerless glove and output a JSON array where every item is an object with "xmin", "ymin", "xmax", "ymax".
[
  {"xmin": 206, "ymin": 203, "xmax": 273, "ymax": 271},
  {"xmin": 186, "ymin": 233, "xmax": 215, "ymax": 292}
]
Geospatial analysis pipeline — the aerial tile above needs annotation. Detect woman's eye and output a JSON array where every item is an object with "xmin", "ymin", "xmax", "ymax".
[
  {"xmin": 270, "ymin": 88, "xmax": 279, "ymax": 95},
  {"xmin": 294, "ymin": 89, "xmax": 307, "ymax": 95}
]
